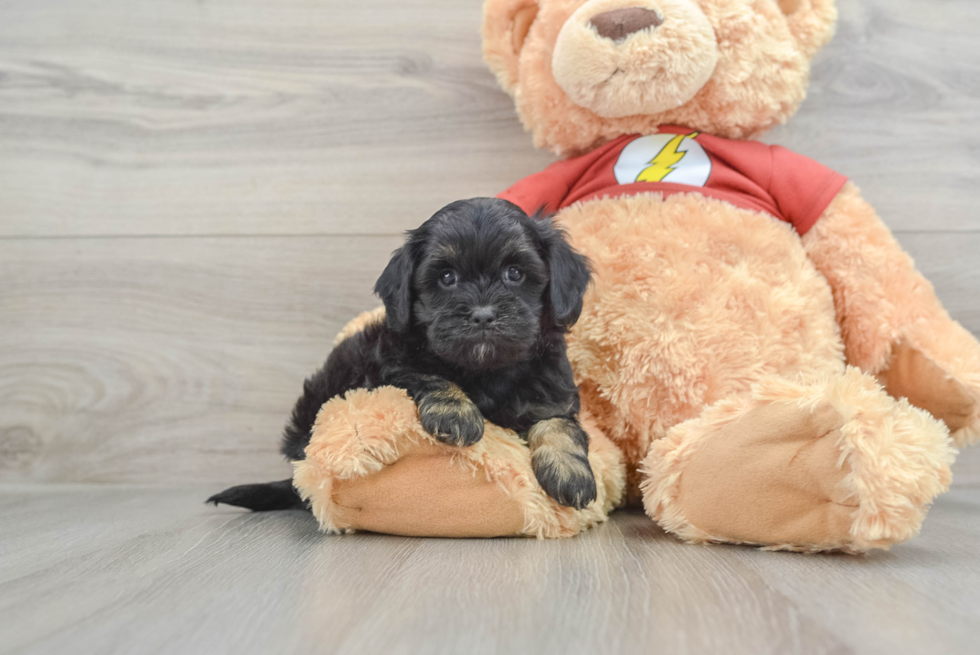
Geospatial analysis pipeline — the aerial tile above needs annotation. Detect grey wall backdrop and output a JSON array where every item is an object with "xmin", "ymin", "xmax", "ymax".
[{"xmin": 2, "ymin": 0, "xmax": 979, "ymax": 488}]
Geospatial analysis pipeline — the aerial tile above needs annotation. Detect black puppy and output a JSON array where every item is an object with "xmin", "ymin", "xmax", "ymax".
[{"xmin": 208, "ymin": 198, "xmax": 596, "ymax": 511}]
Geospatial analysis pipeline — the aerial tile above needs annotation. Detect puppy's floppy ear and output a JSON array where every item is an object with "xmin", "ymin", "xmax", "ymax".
[
  {"xmin": 530, "ymin": 212, "xmax": 592, "ymax": 330},
  {"xmin": 374, "ymin": 240, "xmax": 417, "ymax": 333}
]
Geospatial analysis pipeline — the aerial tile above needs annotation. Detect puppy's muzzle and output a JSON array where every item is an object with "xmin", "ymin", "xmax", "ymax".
[{"xmin": 470, "ymin": 306, "xmax": 497, "ymax": 327}]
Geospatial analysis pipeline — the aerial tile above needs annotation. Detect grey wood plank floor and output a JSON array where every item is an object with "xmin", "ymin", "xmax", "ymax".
[
  {"xmin": 1, "ymin": 485, "xmax": 979, "ymax": 655},
  {"xmin": 2, "ymin": 0, "xmax": 980, "ymax": 653}
]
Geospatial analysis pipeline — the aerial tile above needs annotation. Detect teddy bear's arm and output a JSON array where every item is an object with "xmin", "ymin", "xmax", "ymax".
[{"xmin": 802, "ymin": 182, "xmax": 980, "ymax": 445}]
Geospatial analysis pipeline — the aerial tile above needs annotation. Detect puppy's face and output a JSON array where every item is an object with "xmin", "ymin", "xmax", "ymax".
[
  {"xmin": 413, "ymin": 204, "xmax": 548, "ymax": 369},
  {"xmin": 375, "ymin": 198, "xmax": 591, "ymax": 370}
]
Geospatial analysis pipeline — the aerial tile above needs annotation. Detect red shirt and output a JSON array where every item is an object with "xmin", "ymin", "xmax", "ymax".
[{"xmin": 498, "ymin": 126, "xmax": 848, "ymax": 235}]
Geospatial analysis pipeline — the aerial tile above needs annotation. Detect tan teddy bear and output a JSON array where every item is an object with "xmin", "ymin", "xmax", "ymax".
[{"xmin": 292, "ymin": 0, "xmax": 980, "ymax": 552}]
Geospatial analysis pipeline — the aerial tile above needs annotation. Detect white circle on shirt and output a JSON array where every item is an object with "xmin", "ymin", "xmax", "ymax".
[{"xmin": 613, "ymin": 133, "xmax": 712, "ymax": 187}]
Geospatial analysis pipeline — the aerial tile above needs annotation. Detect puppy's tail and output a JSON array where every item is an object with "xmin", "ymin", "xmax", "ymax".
[{"xmin": 206, "ymin": 478, "xmax": 307, "ymax": 512}]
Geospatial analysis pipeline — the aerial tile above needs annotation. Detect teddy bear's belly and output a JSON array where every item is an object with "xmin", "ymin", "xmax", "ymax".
[{"xmin": 559, "ymin": 192, "xmax": 845, "ymax": 466}]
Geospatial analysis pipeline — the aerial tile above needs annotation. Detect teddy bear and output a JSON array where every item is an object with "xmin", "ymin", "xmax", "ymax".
[{"xmin": 291, "ymin": 0, "xmax": 980, "ymax": 552}]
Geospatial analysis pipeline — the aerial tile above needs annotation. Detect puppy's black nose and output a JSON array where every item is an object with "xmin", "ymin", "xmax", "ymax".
[
  {"xmin": 589, "ymin": 7, "xmax": 662, "ymax": 41},
  {"xmin": 470, "ymin": 307, "xmax": 496, "ymax": 327}
]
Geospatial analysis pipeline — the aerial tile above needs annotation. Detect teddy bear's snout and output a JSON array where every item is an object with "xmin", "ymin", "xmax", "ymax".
[
  {"xmin": 552, "ymin": 0, "xmax": 719, "ymax": 119},
  {"xmin": 589, "ymin": 7, "xmax": 662, "ymax": 41}
]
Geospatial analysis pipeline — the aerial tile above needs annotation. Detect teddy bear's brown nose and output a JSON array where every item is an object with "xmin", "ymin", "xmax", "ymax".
[{"xmin": 589, "ymin": 7, "xmax": 663, "ymax": 41}]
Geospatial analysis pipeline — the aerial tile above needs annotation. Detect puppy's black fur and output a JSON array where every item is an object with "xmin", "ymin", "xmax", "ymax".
[{"xmin": 208, "ymin": 198, "xmax": 596, "ymax": 512}]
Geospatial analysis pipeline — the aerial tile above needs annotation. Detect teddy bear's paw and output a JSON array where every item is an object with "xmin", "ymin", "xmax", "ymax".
[
  {"xmin": 644, "ymin": 399, "xmax": 855, "ymax": 551},
  {"xmin": 297, "ymin": 438, "xmax": 527, "ymax": 538},
  {"xmin": 641, "ymin": 369, "xmax": 955, "ymax": 553},
  {"xmin": 877, "ymin": 341, "xmax": 980, "ymax": 446}
]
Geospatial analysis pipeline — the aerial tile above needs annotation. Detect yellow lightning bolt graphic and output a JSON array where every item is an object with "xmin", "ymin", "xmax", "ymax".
[{"xmin": 636, "ymin": 132, "xmax": 700, "ymax": 183}]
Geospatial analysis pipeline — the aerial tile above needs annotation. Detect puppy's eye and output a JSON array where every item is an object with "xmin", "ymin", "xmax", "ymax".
[
  {"xmin": 440, "ymin": 271, "xmax": 458, "ymax": 287},
  {"xmin": 504, "ymin": 266, "xmax": 524, "ymax": 283}
]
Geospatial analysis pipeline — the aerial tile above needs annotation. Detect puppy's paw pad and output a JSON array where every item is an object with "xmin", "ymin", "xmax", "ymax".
[
  {"xmin": 532, "ymin": 452, "xmax": 597, "ymax": 510},
  {"xmin": 418, "ymin": 394, "xmax": 485, "ymax": 447}
]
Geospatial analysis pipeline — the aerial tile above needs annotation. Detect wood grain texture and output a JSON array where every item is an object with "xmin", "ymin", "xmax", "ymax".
[
  {"xmin": 1, "ymin": 485, "xmax": 979, "ymax": 655},
  {"xmin": 2, "ymin": 232, "xmax": 979, "ymax": 485},
  {"xmin": 0, "ymin": 0, "xmax": 552, "ymax": 238},
  {"xmin": 766, "ymin": 0, "xmax": 980, "ymax": 232},
  {"xmin": 0, "ymin": 235, "xmax": 398, "ymax": 484},
  {"xmin": 1, "ymin": 0, "xmax": 979, "ymax": 237}
]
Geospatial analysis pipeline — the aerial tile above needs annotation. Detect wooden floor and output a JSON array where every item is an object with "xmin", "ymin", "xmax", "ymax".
[
  {"xmin": 2, "ymin": 0, "xmax": 980, "ymax": 653},
  {"xmin": 0, "ymin": 485, "xmax": 978, "ymax": 655}
]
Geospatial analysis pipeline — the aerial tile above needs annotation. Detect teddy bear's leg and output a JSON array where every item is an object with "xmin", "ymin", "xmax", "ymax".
[
  {"xmin": 641, "ymin": 368, "xmax": 955, "ymax": 553},
  {"xmin": 803, "ymin": 182, "xmax": 980, "ymax": 445},
  {"xmin": 292, "ymin": 385, "xmax": 626, "ymax": 539}
]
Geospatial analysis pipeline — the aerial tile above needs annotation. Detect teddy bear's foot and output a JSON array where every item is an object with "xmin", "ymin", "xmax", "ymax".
[
  {"xmin": 878, "ymin": 334, "xmax": 980, "ymax": 447},
  {"xmin": 641, "ymin": 368, "xmax": 955, "ymax": 553},
  {"xmin": 292, "ymin": 386, "xmax": 626, "ymax": 539}
]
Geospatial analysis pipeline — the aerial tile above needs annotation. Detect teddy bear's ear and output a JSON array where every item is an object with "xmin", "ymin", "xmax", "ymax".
[
  {"xmin": 482, "ymin": 1, "xmax": 539, "ymax": 93},
  {"xmin": 777, "ymin": 0, "xmax": 838, "ymax": 58}
]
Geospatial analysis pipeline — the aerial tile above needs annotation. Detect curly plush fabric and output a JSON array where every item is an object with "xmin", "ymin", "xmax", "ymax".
[
  {"xmin": 559, "ymin": 192, "xmax": 843, "ymax": 466},
  {"xmin": 804, "ymin": 183, "xmax": 980, "ymax": 445}
]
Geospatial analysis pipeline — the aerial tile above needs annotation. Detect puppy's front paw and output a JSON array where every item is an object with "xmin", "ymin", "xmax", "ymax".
[
  {"xmin": 532, "ymin": 451, "xmax": 597, "ymax": 510},
  {"xmin": 418, "ymin": 387, "xmax": 485, "ymax": 447},
  {"xmin": 528, "ymin": 418, "xmax": 597, "ymax": 509}
]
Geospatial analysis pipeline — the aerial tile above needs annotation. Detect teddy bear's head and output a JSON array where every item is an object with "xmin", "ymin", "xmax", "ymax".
[{"xmin": 483, "ymin": 0, "xmax": 837, "ymax": 154}]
